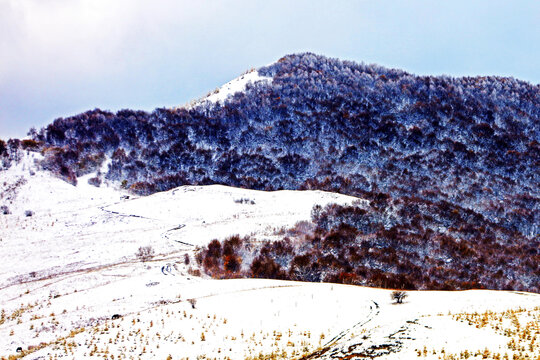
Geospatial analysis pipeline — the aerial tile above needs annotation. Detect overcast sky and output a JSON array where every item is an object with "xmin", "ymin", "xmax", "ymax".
[{"xmin": 1, "ymin": 0, "xmax": 539, "ymax": 139}]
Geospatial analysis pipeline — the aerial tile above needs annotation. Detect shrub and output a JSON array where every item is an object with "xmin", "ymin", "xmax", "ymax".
[
  {"xmin": 135, "ymin": 246, "xmax": 155, "ymax": 262},
  {"xmin": 88, "ymin": 176, "xmax": 102, "ymax": 187},
  {"xmin": 21, "ymin": 139, "xmax": 40, "ymax": 150},
  {"xmin": 250, "ymin": 255, "xmax": 287, "ymax": 279},
  {"xmin": 234, "ymin": 197, "xmax": 255, "ymax": 204},
  {"xmin": 391, "ymin": 290, "xmax": 408, "ymax": 304}
]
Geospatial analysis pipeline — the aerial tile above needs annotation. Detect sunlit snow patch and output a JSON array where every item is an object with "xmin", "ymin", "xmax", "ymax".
[{"xmin": 185, "ymin": 70, "xmax": 272, "ymax": 109}]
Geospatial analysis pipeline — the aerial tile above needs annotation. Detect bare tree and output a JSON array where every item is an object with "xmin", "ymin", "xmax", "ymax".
[
  {"xmin": 136, "ymin": 245, "xmax": 155, "ymax": 262},
  {"xmin": 188, "ymin": 298, "xmax": 197, "ymax": 309},
  {"xmin": 391, "ymin": 290, "xmax": 408, "ymax": 304}
]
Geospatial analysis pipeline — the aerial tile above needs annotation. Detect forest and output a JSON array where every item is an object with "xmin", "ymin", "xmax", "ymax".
[{"xmin": 197, "ymin": 197, "xmax": 538, "ymax": 292}]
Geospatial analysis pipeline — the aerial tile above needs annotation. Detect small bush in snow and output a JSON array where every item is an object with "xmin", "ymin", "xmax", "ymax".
[
  {"xmin": 234, "ymin": 198, "xmax": 255, "ymax": 205},
  {"xmin": 136, "ymin": 245, "xmax": 155, "ymax": 262},
  {"xmin": 25, "ymin": 210, "xmax": 34, "ymax": 217},
  {"xmin": 391, "ymin": 290, "xmax": 407, "ymax": 304},
  {"xmin": 88, "ymin": 176, "xmax": 102, "ymax": 187},
  {"xmin": 1, "ymin": 205, "xmax": 10, "ymax": 215},
  {"xmin": 187, "ymin": 267, "xmax": 201, "ymax": 277}
]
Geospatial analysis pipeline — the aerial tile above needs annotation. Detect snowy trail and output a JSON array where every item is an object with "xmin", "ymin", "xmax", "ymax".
[
  {"xmin": 321, "ymin": 300, "xmax": 380, "ymax": 349},
  {"xmin": 300, "ymin": 298, "xmax": 414, "ymax": 360},
  {"xmin": 100, "ymin": 201, "xmax": 195, "ymax": 245}
]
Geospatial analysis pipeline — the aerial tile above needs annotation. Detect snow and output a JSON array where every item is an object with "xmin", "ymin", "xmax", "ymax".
[
  {"xmin": 185, "ymin": 69, "xmax": 272, "ymax": 109},
  {"xmin": 0, "ymin": 153, "xmax": 539, "ymax": 359},
  {"xmin": 105, "ymin": 183, "xmax": 360, "ymax": 247}
]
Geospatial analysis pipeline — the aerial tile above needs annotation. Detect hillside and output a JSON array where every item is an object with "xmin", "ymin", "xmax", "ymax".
[
  {"xmin": 0, "ymin": 157, "xmax": 538, "ymax": 359},
  {"xmin": 10, "ymin": 53, "xmax": 538, "ymax": 240},
  {"xmin": 1, "ymin": 53, "xmax": 537, "ymax": 293}
]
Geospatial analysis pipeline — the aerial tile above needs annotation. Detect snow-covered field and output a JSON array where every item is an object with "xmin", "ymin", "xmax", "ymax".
[{"xmin": 0, "ymin": 153, "xmax": 539, "ymax": 360}]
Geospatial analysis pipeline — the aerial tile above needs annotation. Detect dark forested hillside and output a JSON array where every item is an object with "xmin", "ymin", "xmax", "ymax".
[
  {"xmin": 196, "ymin": 198, "xmax": 539, "ymax": 292},
  {"xmin": 5, "ymin": 53, "xmax": 538, "ymax": 290}
]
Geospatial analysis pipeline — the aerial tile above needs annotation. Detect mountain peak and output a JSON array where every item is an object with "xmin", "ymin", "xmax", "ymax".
[{"xmin": 2, "ymin": 53, "xmax": 538, "ymax": 245}]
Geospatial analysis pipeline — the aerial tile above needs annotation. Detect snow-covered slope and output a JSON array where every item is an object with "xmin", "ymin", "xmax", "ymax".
[
  {"xmin": 0, "ymin": 153, "xmax": 357, "ymax": 283},
  {"xmin": 105, "ymin": 184, "xmax": 361, "ymax": 247},
  {"xmin": 0, "ymin": 155, "xmax": 538, "ymax": 359},
  {"xmin": 185, "ymin": 69, "xmax": 272, "ymax": 108}
]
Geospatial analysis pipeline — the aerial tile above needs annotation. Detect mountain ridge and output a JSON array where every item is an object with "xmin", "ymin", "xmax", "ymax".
[
  {"xmin": 7, "ymin": 53, "xmax": 537, "ymax": 234},
  {"xmin": 0, "ymin": 52, "xmax": 538, "ymax": 292}
]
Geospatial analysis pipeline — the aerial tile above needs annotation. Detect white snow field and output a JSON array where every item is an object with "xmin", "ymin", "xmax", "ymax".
[{"xmin": 0, "ymin": 153, "xmax": 539, "ymax": 360}]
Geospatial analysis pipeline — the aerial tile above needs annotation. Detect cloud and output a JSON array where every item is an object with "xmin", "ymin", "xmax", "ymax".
[{"xmin": 1, "ymin": 0, "xmax": 131, "ymax": 83}]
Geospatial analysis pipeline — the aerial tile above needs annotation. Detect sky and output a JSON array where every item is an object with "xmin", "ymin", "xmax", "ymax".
[{"xmin": 1, "ymin": 0, "xmax": 539, "ymax": 139}]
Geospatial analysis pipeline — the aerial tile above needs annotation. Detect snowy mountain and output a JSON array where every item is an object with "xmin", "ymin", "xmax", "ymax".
[
  {"xmin": 17, "ymin": 53, "xmax": 539, "ymax": 240},
  {"xmin": 0, "ymin": 53, "xmax": 539, "ymax": 359},
  {"xmin": 2, "ymin": 53, "xmax": 537, "ymax": 291}
]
